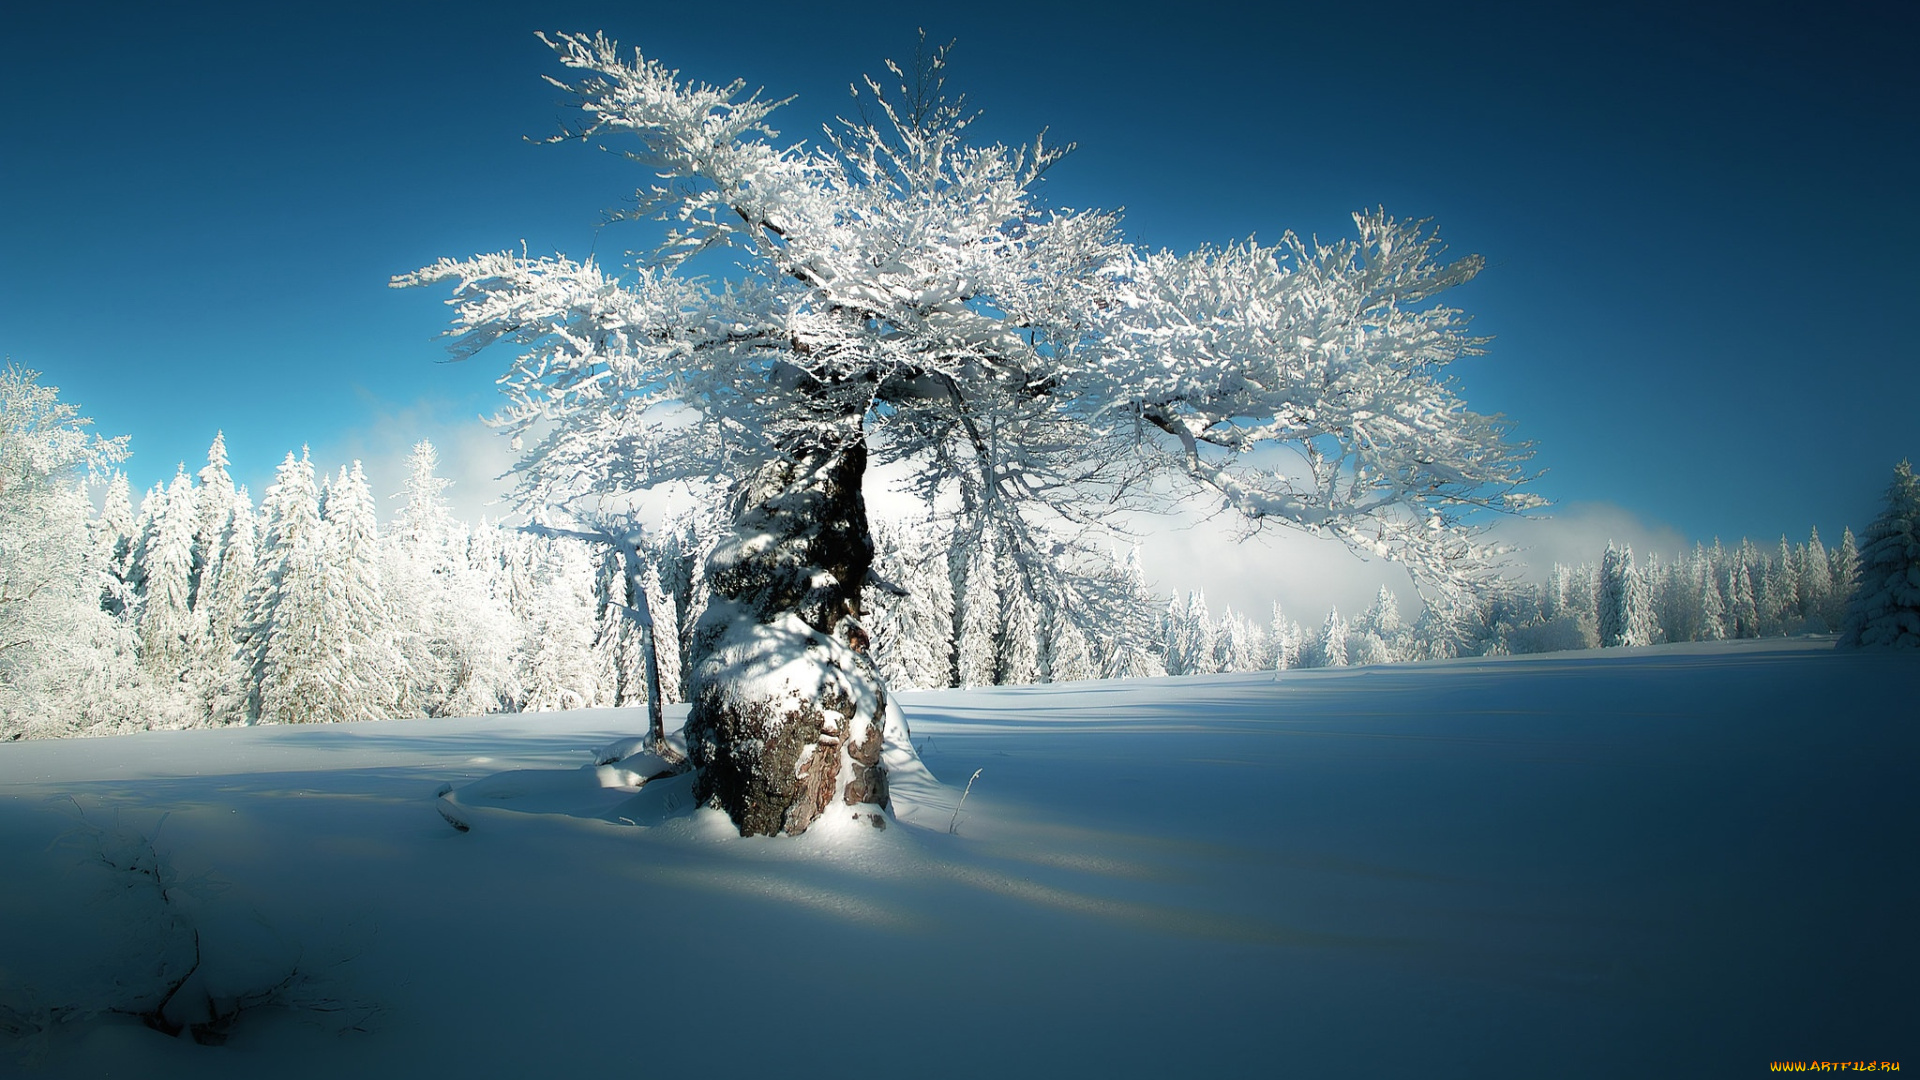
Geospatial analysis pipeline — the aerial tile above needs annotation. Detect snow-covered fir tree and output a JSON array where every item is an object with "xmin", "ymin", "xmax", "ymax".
[
  {"xmin": 90, "ymin": 471, "xmax": 136, "ymax": 618},
  {"xmin": 519, "ymin": 535, "xmax": 604, "ymax": 710},
  {"xmin": 996, "ymin": 555, "xmax": 1043, "ymax": 687},
  {"xmin": 191, "ymin": 433, "xmax": 237, "ymax": 610},
  {"xmin": 1798, "ymin": 527, "xmax": 1831, "ymax": 631},
  {"xmin": 1352, "ymin": 585, "xmax": 1406, "ymax": 665},
  {"xmin": 1841, "ymin": 459, "xmax": 1920, "ymax": 649},
  {"xmin": 1829, "ymin": 528, "xmax": 1859, "ymax": 627},
  {"xmin": 1317, "ymin": 607, "xmax": 1349, "ymax": 668},
  {"xmin": 863, "ymin": 518, "xmax": 955, "ymax": 691},
  {"xmin": 385, "ymin": 441, "xmax": 517, "ymax": 717},
  {"xmin": 1214, "ymin": 607, "xmax": 1263, "ymax": 673},
  {"xmin": 1041, "ymin": 604, "xmax": 1097, "ymax": 683},
  {"xmin": 312, "ymin": 462, "xmax": 402, "ymax": 722},
  {"xmin": 953, "ymin": 528, "xmax": 1000, "ymax": 688},
  {"xmin": 132, "ymin": 468, "xmax": 203, "ymax": 677},
  {"xmin": 1100, "ymin": 548, "xmax": 1167, "ymax": 680},
  {"xmin": 242, "ymin": 451, "xmax": 328, "ymax": 723},
  {"xmin": 1596, "ymin": 543, "xmax": 1655, "ymax": 647},
  {"xmin": 1269, "ymin": 602, "xmax": 1305, "ymax": 671}
]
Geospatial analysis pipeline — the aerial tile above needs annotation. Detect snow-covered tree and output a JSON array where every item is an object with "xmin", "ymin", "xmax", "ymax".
[
  {"xmin": 1214, "ymin": 606, "xmax": 1262, "ymax": 673},
  {"xmin": 191, "ymin": 434, "xmax": 237, "ymax": 608},
  {"xmin": 1042, "ymin": 605, "xmax": 1096, "ymax": 683},
  {"xmin": 995, "ymin": 556, "xmax": 1043, "ymax": 687},
  {"xmin": 1724, "ymin": 545, "xmax": 1760, "ymax": 639},
  {"xmin": 1317, "ymin": 607, "xmax": 1350, "ymax": 668},
  {"xmin": 1841, "ymin": 460, "xmax": 1920, "ymax": 649},
  {"xmin": 519, "ymin": 535, "xmax": 604, "ymax": 711},
  {"xmin": 1597, "ymin": 543, "xmax": 1654, "ymax": 648},
  {"xmin": 863, "ymin": 519, "xmax": 955, "ymax": 691},
  {"xmin": 1268, "ymin": 602, "xmax": 1304, "ymax": 671},
  {"xmin": 953, "ymin": 528, "xmax": 1000, "ymax": 688},
  {"xmin": 0, "ymin": 365, "xmax": 132, "ymax": 738},
  {"xmin": 91, "ymin": 471, "xmax": 137, "ymax": 618},
  {"xmin": 1167, "ymin": 591, "xmax": 1217, "ymax": 676},
  {"xmin": 1829, "ymin": 528, "xmax": 1860, "ymax": 627},
  {"xmin": 1696, "ymin": 549, "xmax": 1727, "ymax": 641},
  {"xmin": 1100, "ymin": 547, "xmax": 1166, "ymax": 680},
  {"xmin": 398, "ymin": 34, "xmax": 1541, "ymax": 834},
  {"xmin": 1353, "ymin": 584, "xmax": 1405, "ymax": 664},
  {"xmin": 1798, "ymin": 528, "xmax": 1832, "ymax": 631},
  {"xmin": 312, "ymin": 462, "xmax": 402, "ymax": 721},
  {"xmin": 1755, "ymin": 537, "xmax": 1796, "ymax": 636},
  {"xmin": 384, "ymin": 442, "xmax": 517, "ymax": 717},
  {"xmin": 242, "ymin": 451, "xmax": 329, "ymax": 723},
  {"xmin": 132, "ymin": 468, "xmax": 203, "ymax": 677}
]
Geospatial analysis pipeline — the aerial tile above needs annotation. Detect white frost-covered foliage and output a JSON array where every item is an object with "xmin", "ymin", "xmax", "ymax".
[
  {"xmin": 394, "ymin": 38, "xmax": 1535, "ymax": 673},
  {"xmin": 519, "ymin": 535, "xmax": 603, "ymax": 711},
  {"xmin": 862, "ymin": 519, "xmax": 954, "ymax": 690},
  {"xmin": 1596, "ymin": 542, "xmax": 1655, "ymax": 648},
  {"xmin": 1841, "ymin": 459, "xmax": 1920, "ymax": 649},
  {"xmin": 396, "ymin": 36, "xmax": 1536, "ymax": 595},
  {"xmin": 0, "ymin": 366, "xmax": 134, "ymax": 738},
  {"xmin": 386, "ymin": 441, "xmax": 517, "ymax": 717}
]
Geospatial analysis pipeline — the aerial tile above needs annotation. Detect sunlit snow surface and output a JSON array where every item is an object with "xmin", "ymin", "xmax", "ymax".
[{"xmin": 1, "ymin": 638, "xmax": 1913, "ymax": 1076}]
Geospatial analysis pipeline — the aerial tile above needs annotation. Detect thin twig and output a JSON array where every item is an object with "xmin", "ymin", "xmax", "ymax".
[{"xmin": 949, "ymin": 769, "xmax": 982, "ymax": 835}]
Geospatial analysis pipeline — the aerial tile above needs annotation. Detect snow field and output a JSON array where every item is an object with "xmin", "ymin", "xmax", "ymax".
[{"xmin": 0, "ymin": 637, "xmax": 1912, "ymax": 1077}]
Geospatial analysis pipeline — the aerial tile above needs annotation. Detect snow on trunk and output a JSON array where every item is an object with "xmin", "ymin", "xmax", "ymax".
[{"xmin": 685, "ymin": 429, "xmax": 889, "ymax": 836}]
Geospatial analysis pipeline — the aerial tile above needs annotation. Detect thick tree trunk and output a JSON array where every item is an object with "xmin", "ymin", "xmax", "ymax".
[{"xmin": 685, "ymin": 425, "xmax": 889, "ymax": 836}]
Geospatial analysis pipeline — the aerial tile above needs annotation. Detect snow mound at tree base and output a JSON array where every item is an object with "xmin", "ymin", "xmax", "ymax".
[{"xmin": 435, "ymin": 704, "xmax": 932, "ymax": 834}]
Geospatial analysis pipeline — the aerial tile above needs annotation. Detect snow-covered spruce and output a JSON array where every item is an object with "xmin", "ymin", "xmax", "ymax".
[
  {"xmin": 395, "ymin": 32, "xmax": 1540, "ymax": 833},
  {"xmin": 1841, "ymin": 459, "xmax": 1920, "ymax": 649}
]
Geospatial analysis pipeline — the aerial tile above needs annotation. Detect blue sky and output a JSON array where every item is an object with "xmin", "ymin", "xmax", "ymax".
[{"xmin": 3, "ymin": 0, "xmax": 1914, "ymax": 612}]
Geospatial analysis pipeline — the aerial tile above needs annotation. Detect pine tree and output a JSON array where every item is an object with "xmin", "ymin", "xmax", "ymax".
[
  {"xmin": 134, "ymin": 467, "xmax": 204, "ymax": 676},
  {"xmin": 1043, "ymin": 605, "xmax": 1096, "ymax": 683},
  {"xmin": 639, "ymin": 559, "xmax": 683, "ymax": 703},
  {"xmin": 1799, "ymin": 527, "xmax": 1831, "ymax": 630},
  {"xmin": 1159, "ymin": 596, "xmax": 1187, "ymax": 676},
  {"xmin": 953, "ymin": 528, "xmax": 999, "ymax": 687},
  {"xmin": 1182, "ymin": 591, "xmax": 1218, "ymax": 675},
  {"xmin": 90, "ymin": 471, "xmax": 137, "ymax": 618},
  {"xmin": 1724, "ymin": 543, "xmax": 1761, "ymax": 639},
  {"xmin": 1269, "ymin": 602, "xmax": 1303, "ymax": 671},
  {"xmin": 1760, "ymin": 535, "xmax": 1799, "ymax": 635},
  {"xmin": 244, "ymin": 451, "xmax": 327, "ymax": 723},
  {"xmin": 316, "ymin": 461, "xmax": 402, "ymax": 721},
  {"xmin": 520, "ymin": 536, "xmax": 603, "ymax": 710},
  {"xmin": 1099, "ymin": 547, "xmax": 1166, "ymax": 680},
  {"xmin": 1697, "ymin": 549, "xmax": 1727, "ymax": 641},
  {"xmin": 1841, "ymin": 460, "xmax": 1920, "ymax": 648},
  {"xmin": 1318, "ymin": 607, "xmax": 1349, "ymax": 668},
  {"xmin": 1356, "ymin": 584, "xmax": 1405, "ymax": 663},
  {"xmin": 1597, "ymin": 543, "xmax": 1637, "ymax": 647},
  {"xmin": 863, "ymin": 519, "xmax": 955, "ymax": 691},
  {"xmin": 1829, "ymin": 527, "xmax": 1860, "ymax": 627},
  {"xmin": 386, "ymin": 443, "xmax": 520, "ymax": 717}
]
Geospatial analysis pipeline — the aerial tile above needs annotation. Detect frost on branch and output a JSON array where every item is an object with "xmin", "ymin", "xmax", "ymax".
[{"xmin": 396, "ymin": 32, "xmax": 1541, "ymax": 834}]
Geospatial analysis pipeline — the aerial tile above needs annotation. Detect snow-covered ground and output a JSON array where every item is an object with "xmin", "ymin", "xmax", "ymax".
[{"xmin": 1, "ymin": 638, "xmax": 1912, "ymax": 1077}]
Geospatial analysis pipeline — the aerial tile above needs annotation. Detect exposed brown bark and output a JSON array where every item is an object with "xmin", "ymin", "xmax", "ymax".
[{"xmin": 685, "ymin": 425, "xmax": 890, "ymax": 836}]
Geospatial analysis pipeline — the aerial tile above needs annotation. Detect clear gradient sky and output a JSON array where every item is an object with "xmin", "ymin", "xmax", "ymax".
[{"xmin": 3, "ymin": 0, "xmax": 1914, "ymax": 617}]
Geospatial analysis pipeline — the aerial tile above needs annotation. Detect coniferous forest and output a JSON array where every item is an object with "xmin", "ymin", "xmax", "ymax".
[{"xmin": 3, "ymin": 365, "xmax": 1914, "ymax": 740}]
